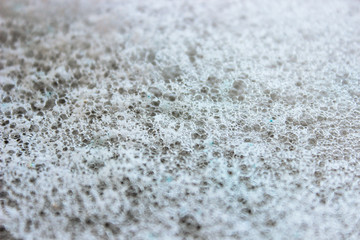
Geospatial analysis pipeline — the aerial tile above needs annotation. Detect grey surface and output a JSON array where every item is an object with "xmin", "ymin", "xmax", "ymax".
[{"xmin": 1, "ymin": 0, "xmax": 360, "ymax": 239}]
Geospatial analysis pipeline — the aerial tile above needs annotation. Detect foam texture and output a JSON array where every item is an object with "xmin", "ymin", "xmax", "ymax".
[{"xmin": 1, "ymin": 0, "xmax": 360, "ymax": 239}]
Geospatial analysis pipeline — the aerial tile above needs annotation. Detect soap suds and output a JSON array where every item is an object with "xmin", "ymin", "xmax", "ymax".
[{"xmin": 1, "ymin": 0, "xmax": 360, "ymax": 239}]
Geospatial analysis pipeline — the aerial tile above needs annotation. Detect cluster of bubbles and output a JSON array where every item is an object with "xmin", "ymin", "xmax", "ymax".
[{"xmin": 1, "ymin": 0, "xmax": 360, "ymax": 239}]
